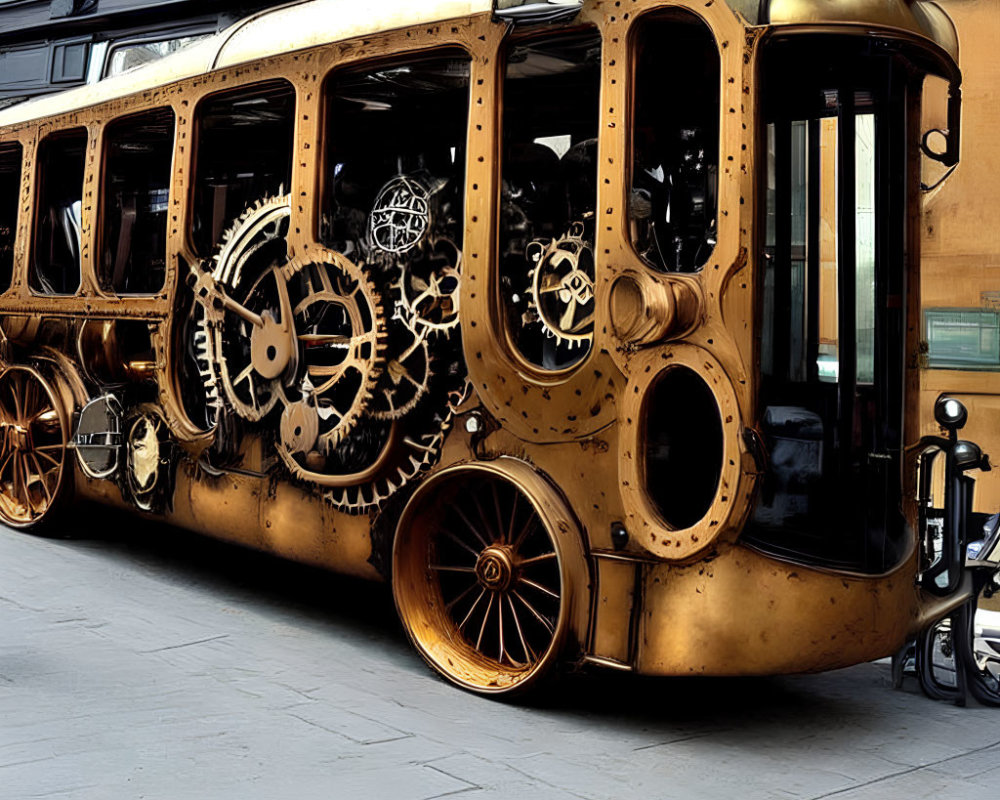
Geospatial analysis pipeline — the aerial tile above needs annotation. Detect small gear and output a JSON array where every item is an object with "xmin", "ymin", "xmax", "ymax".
[
  {"xmin": 392, "ymin": 243, "xmax": 462, "ymax": 339},
  {"xmin": 525, "ymin": 222, "xmax": 596, "ymax": 350},
  {"xmin": 281, "ymin": 248, "xmax": 386, "ymax": 457},
  {"xmin": 193, "ymin": 195, "xmax": 297, "ymax": 422},
  {"xmin": 370, "ymin": 329, "xmax": 433, "ymax": 421}
]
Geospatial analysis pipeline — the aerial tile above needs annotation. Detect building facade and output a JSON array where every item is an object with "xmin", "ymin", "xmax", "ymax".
[{"xmin": 0, "ymin": 0, "xmax": 282, "ymax": 109}]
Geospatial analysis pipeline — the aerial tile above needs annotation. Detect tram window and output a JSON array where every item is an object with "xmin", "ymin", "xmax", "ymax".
[
  {"xmin": 32, "ymin": 129, "xmax": 86, "ymax": 295},
  {"xmin": 0, "ymin": 142, "xmax": 21, "ymax": 291},
  {"xmin": 100, "ymin": 107, "xmax": 175, "ymax": 294},
  {"xmin": 630, "ymin": 12, "xmax": 719, "ymax": 273},
  {"xmin": 499, "ymin": 30, "xmax": 601, "ymax": 371},
  {"xmin": 322, "ymin": 52, "xmax": 470, "ymax": 266},
  {"xmin": 192, "ymin": 81, "xmax": 294, "ymax": 256}
]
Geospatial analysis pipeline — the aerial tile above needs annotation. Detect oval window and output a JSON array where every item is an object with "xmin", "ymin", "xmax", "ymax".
[{"xmin": 643, "ymin": 367, "xmax": 723, "ymax": 529}]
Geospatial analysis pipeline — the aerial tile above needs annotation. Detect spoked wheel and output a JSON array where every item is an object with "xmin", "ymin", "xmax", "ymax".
[
  {"xmin": 393, "ymin": 460, "xmax": 582, "ymax": 696},
  {"xmin": 0, "ymin": 366, "xmax": 69, "ymax": 529}
]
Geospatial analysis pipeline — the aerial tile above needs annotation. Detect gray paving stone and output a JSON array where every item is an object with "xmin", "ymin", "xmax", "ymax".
[{"xmin": 2, "ymin": 520, "xmax": 1000, "ymax": 800}]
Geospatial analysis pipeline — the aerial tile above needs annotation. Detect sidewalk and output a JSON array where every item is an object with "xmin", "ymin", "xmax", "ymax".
[{"xmin": 1, "ymin": 516, "xmax": 997, "ymax": 800}]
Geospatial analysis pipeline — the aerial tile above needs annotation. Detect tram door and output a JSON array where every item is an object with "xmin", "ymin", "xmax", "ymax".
[{"xmin": 749, "ymin": 40, "xmax": 911, "ymax": 573}]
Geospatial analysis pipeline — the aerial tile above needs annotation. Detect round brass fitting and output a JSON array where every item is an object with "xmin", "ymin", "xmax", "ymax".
[{"xmin": 609, "ymin": 270, "xmax": 700, "ymax": 347}]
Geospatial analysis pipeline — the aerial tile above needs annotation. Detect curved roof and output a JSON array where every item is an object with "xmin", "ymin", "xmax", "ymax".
[
  {"xmin": 0, "ymin": 0, "xmax": 492, "ymax": 129},
  {"xmin": 0, "ymin": 0, "xmax": 959, "ymax": 130}
]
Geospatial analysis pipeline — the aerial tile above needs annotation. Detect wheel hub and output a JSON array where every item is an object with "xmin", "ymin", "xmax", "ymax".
[{"xmin": 476, "ymin": 546, "xmax": 515, "ymax": 592}]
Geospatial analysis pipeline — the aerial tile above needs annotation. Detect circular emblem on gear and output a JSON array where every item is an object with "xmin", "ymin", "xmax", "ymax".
[
  {"xmin": 527, "ymin": 223, "xmax": 596, "ymax": 350},
  {"xmin": 369, "ymin": 175, "xmax": 431, "ymax": 255}
]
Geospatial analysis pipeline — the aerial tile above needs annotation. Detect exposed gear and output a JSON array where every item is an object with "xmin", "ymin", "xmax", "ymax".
[
  {"xmin": 282, "ymin": 248, "xmax": 386, "ymax": 456},
  {"xmin": 325, "ymin": 378, "xmax": 469, "ymax": 515},
  {"xmin": 391, "ymin": 244, "xmax": 461, "ymax": 339},
  {"xmin": 370, "ymin": 329, "xmax": 433, "ymax": 421},
  {"xmin": 325, "ymin": 427, "xmax": 448, "ymax": 514},
  {"xmin": 194, "ymin": 195, "xmax": 297, "ymax": 422},
  {"xmin": 369, "ymin": 174, "xmax": 432, "ymax": 255},
  {"xmin": 525, "ymin": 222, "xmax": 595, "ymax": 350}
]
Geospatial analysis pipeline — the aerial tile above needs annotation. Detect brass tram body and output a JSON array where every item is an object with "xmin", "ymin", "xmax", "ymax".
[{"xmin": 0, "ymin": 0, "xmax": 978, "ymax": 694}]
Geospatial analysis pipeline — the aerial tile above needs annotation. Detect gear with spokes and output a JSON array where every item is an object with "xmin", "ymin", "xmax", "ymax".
[
  {"xmin": 525, "ymin": 221, "xmax": 595, "ymax": 351},
  {"xmin": 281, "ymin": 248, "xmax": 386, "ymax": 458},
  {"xmin": 391, "ymin": 244, "xmax": 462, "ymax": 339},
  {"xmin": 193, "ymin": 194, "xmax": 297, "ymax": 422}
]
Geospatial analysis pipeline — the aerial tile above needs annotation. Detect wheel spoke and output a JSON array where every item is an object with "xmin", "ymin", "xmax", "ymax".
[
  {"xmin": 476, "ymin": 592, "xmax": 495, "ymax": 651},
  {"xmin": 506, "ymin": 490, "xmax": 519, "ymax": 545},
  {"xmin": 438, "ymin": 525, "xmax": 480, "ymax": 560},
  {"xmin": 452, "ymin": 504, "xmax": 490, "ymax": 550},
  {"xmin": 458, "ymin": 589, "xmax": 486, "ymax": 632},
  {"xmin": 497, "ymin": 592, "xmax": 506, "ymax": 665},
  {"xmin": 471, "ymin": 493, "xmax": 497, "ymax": 545},
  {"xmin": 520, "ymin": 577, "xmax": 559, "ymax": 600},
  {"xmin": 519, "ymin": 552, "xmax": 557, "ymax": 568},
  {"xmin": 429, "ymin": 564, "xmax": 475, "ymax": 574},
  {"xmin": 507, "ymin": 594, "xmax": 535, "ymax": 664},
  {"xmin": 512, "ymin": 515, "xmax": 537, "ymax": 553},
  {"xmin": 9, "ymin": 375, "xmax": 22, "ymax": 423},
  {"xmin": 513, "ymin": 590, "xmax": 555, "ymax": 635},
  {"xmin": 445, "ymin": 580, "xmax": 480, "ymax": 612},
  {"xmin": 0, "ymin": 450, "xmax": 15, "ymax": 480},
  {"xmin": 28, "ymin": 453, "xmax": 52, "ymax": 504},
  {"xmin": 490, "ymin": 482, "xmax": 506, "ymax": 545},
  {"xmin": 35, "ymin": 450, "xmax": 61, "ymax": 468}
]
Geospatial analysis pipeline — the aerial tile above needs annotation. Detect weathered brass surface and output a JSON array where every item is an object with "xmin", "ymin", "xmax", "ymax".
[{"xmin": 0, "ymin": 0, "xmax": 974, "ymax": 693}]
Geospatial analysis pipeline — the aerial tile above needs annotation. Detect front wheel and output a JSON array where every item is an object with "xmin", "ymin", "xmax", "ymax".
[
  {"xmin": 392, "ymin": 460, "xmax": 585, "ymax": 696},
  {"xmin": 0, "ymin": 365, "xmax": 71, "ymax": 530}
]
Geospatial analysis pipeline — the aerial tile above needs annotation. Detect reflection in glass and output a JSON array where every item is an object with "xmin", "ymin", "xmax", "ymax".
[
  {"xmin": 499, "ymin": 31, "xmax": 600, "ymax": 371},
  {"xmin": 630, "ymin": 11, "xmax": 718, "ymax": 273},
  {"xmin": 32, "ymin": 130, "xmax": 86, "ymax": 295},
  {"xmin": 0, "ymin": 143, "xmax": 20, "ymax": 291}
]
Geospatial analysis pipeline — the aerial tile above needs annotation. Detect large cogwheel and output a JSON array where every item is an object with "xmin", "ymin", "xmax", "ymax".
[
  {"xmin": 278, "ymin": 248, "xmax": 386, "ymax": 467},
  {"xmin": 195, "ymin": 195, "xmax": 297, "ymax": 422}
]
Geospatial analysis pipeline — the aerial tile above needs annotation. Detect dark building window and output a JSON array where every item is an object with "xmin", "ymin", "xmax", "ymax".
[
  {"xmin": 100, "ymin": 107, "xmax": 175, "ymax": 294},
  {"xmin": 32, "ymin": 128, "xmax": 85, "ymax": 295}
]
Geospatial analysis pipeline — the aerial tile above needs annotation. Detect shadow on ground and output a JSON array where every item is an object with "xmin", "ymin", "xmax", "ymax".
[{"xmin": 45, "ymin": 502, "xmax": 916, "ymax": 735}]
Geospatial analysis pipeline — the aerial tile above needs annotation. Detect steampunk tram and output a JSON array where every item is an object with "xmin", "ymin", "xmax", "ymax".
[{"xmin": 0, "ymin": 0, "xmax": 996, "ymax": 699}]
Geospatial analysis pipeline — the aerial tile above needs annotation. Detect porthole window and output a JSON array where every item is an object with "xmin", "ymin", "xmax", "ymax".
[
  {"xmin": 100, "ymin": 107, "xmax": 175, "ymax": 294},
  {"xmin": 32, "ymin": 129, "xmax": 86, "ymax": 295},
  {"xmin": 629, "ymin": 11, "xmax": 719, "ymax": 273},
  {"xmin": 499, "ymin": 30, "xmax": 601, "ymax": 371},
  {"xmin": 644, "ymin": 367, "xmax": 723, "ymax": 529},
  {"xmin": 0, "ymin": 142, "xmax": 21, "ymax": 292}
]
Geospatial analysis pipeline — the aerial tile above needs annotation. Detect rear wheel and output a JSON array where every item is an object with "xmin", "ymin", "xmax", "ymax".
[
  {"xmin": 393, "ymin": 461, "xmax": 580, "ymax": 696},
  {"xmin": 0, "ymin": 365, "xmax": 70, "ymax": 530}
]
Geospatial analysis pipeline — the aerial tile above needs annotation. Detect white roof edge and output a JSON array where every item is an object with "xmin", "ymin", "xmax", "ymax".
[{"xmin": 0, "ymin": 0, "xmax": 493, "ymax": 130}]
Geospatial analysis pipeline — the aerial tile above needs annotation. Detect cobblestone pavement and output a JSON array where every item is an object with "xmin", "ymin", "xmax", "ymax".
[{"xmin": 1, "ymin": 511, "xmax": 998, "ymax": 800}]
